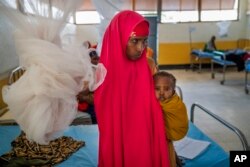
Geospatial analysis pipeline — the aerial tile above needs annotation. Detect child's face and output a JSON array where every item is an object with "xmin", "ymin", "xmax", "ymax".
[
  {"xmin": 91, "ymin": 55, "xmax": 99, "ymax": 65},
  {"xmin": 89, "ymin": 51, "xmax": 99, "ymax": 65},
  {"xmin": 154, "ymin": 77, "xmax": 174, "ymax": 102}
]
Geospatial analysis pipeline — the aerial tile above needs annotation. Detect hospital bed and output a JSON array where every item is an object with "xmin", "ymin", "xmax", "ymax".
[
  {"xmin": 211, "ymin": 50, "xmax": 250, "ymax": 94},
  {"xmin": 1, "ymin": 103, "xmax": 248, "ymax": 167},
  {"xmin": 190, "ymin": 49, "xmax": 216, "ymax": 72},
  {"xmin": 211, "ymin": 39, "xmax": 250, "ymax": 77},
  {"xmin": 190, "ymin": 103, "xmax": 249, "ymax": 151},
  {"xmin": 211, "ymin": 51, "xmax": 237, "ymax": 85},
  {"xmin": 190, "ymin": 47, "xmax": 248, "ymax": 89}
]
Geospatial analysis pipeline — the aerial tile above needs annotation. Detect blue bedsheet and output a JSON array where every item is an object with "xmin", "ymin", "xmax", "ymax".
[
  {"xmin": 0, "ymin": 123, "xmax": 229, "ymax": 167},
  {"xmin": 186, "ymin": 122, "xmax": 229, "ymax": 167},
  {"xmin": 246, "ymin": 59, "xmax": 250, "ymax": 72},
  {"xmin": 191, "ymin": 49, "xmax": 216, "ymax": 58}
]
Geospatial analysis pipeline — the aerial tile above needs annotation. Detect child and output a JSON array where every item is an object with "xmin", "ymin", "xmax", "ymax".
[
  {"xmin": 153, "ymin": 71, "xmax": 189, "ymax": 167},
  {"xmin": 77, "ymin": 43, "xmax": 99, "ymax": 124}
]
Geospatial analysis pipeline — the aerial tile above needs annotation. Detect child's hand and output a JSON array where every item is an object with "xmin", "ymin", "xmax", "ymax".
[{"xmin": 77, "ymin": 89, "xmax": 90, "ymax": 102}]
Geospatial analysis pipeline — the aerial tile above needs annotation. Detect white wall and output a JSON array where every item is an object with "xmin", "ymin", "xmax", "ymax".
[{"xmin": 76, "ymin": 24, "xmax": 99, "ymax": 44}]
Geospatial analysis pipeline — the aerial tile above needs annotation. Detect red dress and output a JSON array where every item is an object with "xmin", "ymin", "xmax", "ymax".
[{"xmin": 94, "ymin": 10, "xmax": 170, "ymax": 167}]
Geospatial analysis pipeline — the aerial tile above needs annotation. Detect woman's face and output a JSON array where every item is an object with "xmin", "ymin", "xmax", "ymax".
[{"xmin": 126, "ymin": 36, "xmax": 148, "ymax": 60}]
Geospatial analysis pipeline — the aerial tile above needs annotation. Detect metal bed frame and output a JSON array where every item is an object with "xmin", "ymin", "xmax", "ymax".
[
  {"xmin": 8, "ymin": 66, "xmax": 25, "ymax": 85},
  {"xmin": 190, "ymin": 49, "xmax": 215, "ymax": 73},
  {"xmin": 0, "ymin": 66, "xmax": 25, "ymax": 125},
  {"xmin": 175, "ymin": 85, "xmax": 183, "ymax": 100},
  {"xmin": 211, "ymin": 51, "xmax": 236, "ymax": 85},
  {"xmin": 211, "ymin": 51, "xmax": 250, "ymax": 94},
  {"xmin": 190, "ymin": 103, "xmax": 249, "ymax": 151},
  {"xmin": 245, "ymin": 58, "xmax": 250, "ymax": 94}
]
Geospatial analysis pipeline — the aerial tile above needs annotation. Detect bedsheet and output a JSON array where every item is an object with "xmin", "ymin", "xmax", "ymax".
[
  {"xmin": 0, "ymin": 125, "xmax": 98, "ymax": 167},
  {"xmin": 0, "ymin": 123, "xmax": 229, "ymax": 167},
  {"xmin": 191, "ymin": 49, "xmax": 216, "ymax": 58}
]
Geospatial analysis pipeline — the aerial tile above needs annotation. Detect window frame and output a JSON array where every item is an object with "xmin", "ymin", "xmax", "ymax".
[
  {"xmin": 16, "ymin": 0, "xmax": 240, "ymax": 25},
  {"xmin": 160, "ymin": 0, "xmax": 239, "ymax": 23}
]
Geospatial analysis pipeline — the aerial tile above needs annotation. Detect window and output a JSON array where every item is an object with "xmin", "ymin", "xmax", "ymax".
[
  {"xmin": 22, "ymin": 0, "xmax": 49, "ymax": 15},
  {"xmin": 74, "ymin": 0, "xmax": 239, "ymax": 24},
  {"xmin": 75, "ymin": 0, "xmax": 100, "ymax": 24},
  {"xmin": 161, "ymin": 0, "xmax": 238, "ymax": 23},
  {"xmin": 75, "ymin": 11, "xmax": 100, "ymax": 24},
  {"xmin": 201, "ymin": 0, "xmax": 238, "ymax": 21},
  {"xmin": 162, "ymin": 0, "xmax": 198, "ymax": 23},
  {"xmin": 134, "ymin": 0, "xmax": 157, "ymax": 16},
  {"xmin": 21, "ymin": 0, "xmax": 74, "ymax": 23},
  {"xmin": 3, "ymin": 0, "xmax": 17, "ymax": 9},
  {"xmin": 75, "ymin": 0, "xmax": 158, "ymax": 24}
]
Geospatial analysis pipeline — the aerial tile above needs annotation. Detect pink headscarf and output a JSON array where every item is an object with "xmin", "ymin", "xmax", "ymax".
[{"xmin": 94, "ymin": 10, "xmax": 170, "ymax": 167}]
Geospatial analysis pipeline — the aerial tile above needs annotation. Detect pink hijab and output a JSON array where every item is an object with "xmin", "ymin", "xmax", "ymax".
[{"xmin": 94, "ymin": 10, "xmax": 170, "ymax": 167}]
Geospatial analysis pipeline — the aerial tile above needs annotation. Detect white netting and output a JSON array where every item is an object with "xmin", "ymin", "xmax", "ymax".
[{"xmin": 0, "ymin": 0, "xmax": 106, "ymax": 144}]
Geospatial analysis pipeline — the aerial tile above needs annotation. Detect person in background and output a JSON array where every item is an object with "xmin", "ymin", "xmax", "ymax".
[
  {"xmin": 204, "ymin": 35, "xmax": 217, "ymax": 52},
  {"xmin": 89, "ymin": 48, "xmax": 99, "ymax": 65},
  {"xmin": 153, "ymin": 71, "xmax": 188, "ymax": 167},
  {"xmin": 146, "ymin": 46, "xmax": 154, "ymax": 58},
  {"xmin": 204, "ymin": 36, "xmax": 245, "ymax": 71},
  {"xmin": 77, "ymin": 43, "xmax": 99, "ymax": 124},
  {"xmin": 146, "ymin": 46, "xmax": 158, "ymax": 75},
  {"xmin": 94, "ymin": 10, "xmax": 170, "ymax": 167}
]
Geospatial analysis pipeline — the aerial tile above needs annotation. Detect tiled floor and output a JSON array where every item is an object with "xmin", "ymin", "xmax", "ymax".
[{"xmin": 164, "ymin": 68, "xmax": 250, "ymax": 152}]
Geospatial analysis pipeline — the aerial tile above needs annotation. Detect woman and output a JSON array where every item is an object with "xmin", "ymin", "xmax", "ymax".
[{"xmin": 94, "ymin": 10, "xmax": 170, "ymax": 167}]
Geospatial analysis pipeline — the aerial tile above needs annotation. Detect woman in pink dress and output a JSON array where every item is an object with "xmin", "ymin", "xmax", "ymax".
[{"xmin": 94, "ymin": 10, "xmax": 170, "ymax": 167}]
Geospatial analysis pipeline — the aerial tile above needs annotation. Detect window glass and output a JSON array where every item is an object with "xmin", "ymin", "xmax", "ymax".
[
  {"xmin": 23, "ymin": 0, "xmax": 50, "ymax": 16},
  {"xmin": 162, "ymin": 11, "xmax": 198, "ymax": 23},
  {"xmin": 4, "ymin": 0, "xmax": 17, "ymax": 9},
  {"xmin": 75, "ymin": 11, "xmax": 100, "ymax": 24},
  {"xmin": 201, "ymin": 0, "xmax": 238, "ymax": 21},
  {"xmin": 161, "ymin": 0, "xmax": 238, "ymax": 23},
  {"xmin": 137, "ymin": 11, "xmax": 157, "ymax": 16},
  {"xmin": 201, "ymin": 10, "xmax": 238, "ymax": 21}
]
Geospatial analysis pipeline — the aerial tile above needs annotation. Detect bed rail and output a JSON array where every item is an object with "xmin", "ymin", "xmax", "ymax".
[
  {"xmin": 190, "ymin": 49, "xmax": 214, "ymax": 73},
  {"xmin": 0, "ymin": 66, "xmax": 25, "ymax": 125},
  {"xmin": 8, "ymin": 66, "xmax": 25, "ymax": 85},
  {"xmin": 175, "ymin": 85, "xmax": 183, "ymax": 100},
  {"xmin": 190, "ymin": 103, "xmax": 249, "ymax": 151},
  {"xmin": 211, "ymin": 51, "xmax": 236, "ymax": 85},
  {"xmin": 245, "ymin": 58, "xmax": 250, "ymax": 94}
]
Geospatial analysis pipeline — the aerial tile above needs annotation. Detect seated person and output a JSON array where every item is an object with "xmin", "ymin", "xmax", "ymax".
[
  {"xmin": 77, "ymin": 43, "xmax": 99, "ymax": 124},
  {"xmin": 153, "ymin": 71, "xmax": 188, "ymax": 167},
  {"xmin": 204, "ymin": 35, "xmax": 217, "ymax": 52}
]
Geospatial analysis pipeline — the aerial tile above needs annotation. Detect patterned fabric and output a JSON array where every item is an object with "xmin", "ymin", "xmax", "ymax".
[{"xmin": 1, "ymin": 132, "xmax": 84, "ymax": 166}]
